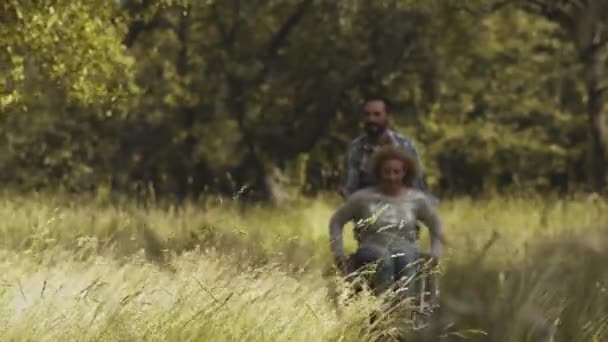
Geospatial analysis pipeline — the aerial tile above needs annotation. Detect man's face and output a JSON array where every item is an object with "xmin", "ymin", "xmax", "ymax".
[{"xmin": 363, "ymin": 100, "xmax": 389, "ymax": 137}]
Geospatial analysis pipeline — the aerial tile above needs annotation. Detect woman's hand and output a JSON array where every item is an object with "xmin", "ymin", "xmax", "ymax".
[
  {"xmin": 428, "ymin": 255, "xmax": 439, "ymax": 268},
  {"xmin": 334, "ymin": 254, "xmax": 349, "ymax": 274},
  {"xmin": 419, "ymin": 252, "xmax": 439, "ymax": 268}
]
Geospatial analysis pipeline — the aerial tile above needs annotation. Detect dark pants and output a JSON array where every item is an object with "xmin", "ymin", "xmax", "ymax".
[{"xmin": 346, "ymin": 239, "xmax": 419, "ymax": 298}]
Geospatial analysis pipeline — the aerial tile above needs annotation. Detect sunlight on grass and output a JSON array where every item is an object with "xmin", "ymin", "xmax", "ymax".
[
  {"xmin": 0, "ymin": 192, "xmax": 606, "ymax": 341},
  {"xmin": 0, "ymin": 249, "xmax": 375, "ymax": 341}
]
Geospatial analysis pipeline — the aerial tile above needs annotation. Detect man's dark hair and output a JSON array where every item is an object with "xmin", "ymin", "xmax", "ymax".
[{"xmin": 363, "ymin": 95, "xmax": 392, "ymax": 113}]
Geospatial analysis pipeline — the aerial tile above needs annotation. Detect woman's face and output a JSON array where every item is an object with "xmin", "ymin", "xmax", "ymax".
[{"xmin": 379, "ymin": 158, "xmax": 405, "ymax": 192}]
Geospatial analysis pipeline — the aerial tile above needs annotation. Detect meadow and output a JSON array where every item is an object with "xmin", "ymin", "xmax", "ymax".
[{"xmin": 0, "ymin": 192, "xmax": 607, "ymax": 341}]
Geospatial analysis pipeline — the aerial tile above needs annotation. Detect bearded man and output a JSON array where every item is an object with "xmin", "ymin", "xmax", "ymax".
[{"xmin": 340, "ymin": 96, "xmax": 429, "ymax": 198}]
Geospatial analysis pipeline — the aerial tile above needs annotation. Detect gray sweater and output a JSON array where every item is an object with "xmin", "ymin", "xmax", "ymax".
[{"xmin": 329, "ymin": 187, "xmax": 444, "ymax": 259}]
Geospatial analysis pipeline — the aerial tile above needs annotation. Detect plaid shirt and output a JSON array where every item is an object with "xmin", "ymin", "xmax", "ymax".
[{"xmin": 341, "ymin": 128, "xmax": 427, "ymax": 196}]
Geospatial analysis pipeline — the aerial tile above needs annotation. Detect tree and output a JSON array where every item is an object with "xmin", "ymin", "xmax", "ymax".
[
  {"xmin": 521, "ymin": 0, "xmax": 608, "ymax": 190},
  {"xmin": 0, "ymin": 0, "xmax": 603, "ymax": 198},
  {"xmin": 0, "ymin": 0, "xmax": 137, "ymax": 190}
]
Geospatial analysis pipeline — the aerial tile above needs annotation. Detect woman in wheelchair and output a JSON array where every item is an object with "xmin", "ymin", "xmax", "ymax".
[{"xmin": 329, "ymin": 145, "xmax": 445, "ymax": 301}]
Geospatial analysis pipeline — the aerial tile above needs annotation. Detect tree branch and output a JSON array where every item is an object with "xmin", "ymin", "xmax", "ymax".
[
  {"xmin": 596, "ymin": 28, "xmax": 608, "ymax": 47},
  {"xmin": 210, "ymin": 0, "xmax": 241, "ymax": 53},
  {"xmin": 523, "ymin": 0, "xmax": 575, "ymax": 34},
  {"xmin": 122, "ymin": 0, "xmax": 174, "ymax": 47},
  {"xmin": 252, "ymin": 0, "xmax": 314, "ymax": 85},
  {"xmin": 227, "ymin": 0, "xmax": 241, "ymax": 46},
  {"xmin": 267, "ymin": 0, "xmax": 313, "ymax": 58},
  {"xmin": 450, "ymin": 0, "xmax": 514, "ymax": 17},
  {"xmin": 578, "ymin": 25, "xmax": 608, "ymax": 63},
  {"xmin": 176, "ymin": 5, "xmax": 190, "ymax": 77},
  {"xmin": 210, "ymin": 3, "xmax": 230, "ymax": 45}
]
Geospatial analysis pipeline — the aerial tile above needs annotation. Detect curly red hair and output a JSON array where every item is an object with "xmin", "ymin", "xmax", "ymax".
[{"xmin": 369, "ymin": 145, "xmax": 419, "ymax": 187}]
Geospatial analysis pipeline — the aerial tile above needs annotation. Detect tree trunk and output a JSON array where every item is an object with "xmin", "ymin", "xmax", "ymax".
[
  {"xmin": 175, "ymin": 6, "xmax": 198, "ymax": 201},
  {"xmin": 582, "ymin": 41, "xmax": 608, "ymax": 190}
]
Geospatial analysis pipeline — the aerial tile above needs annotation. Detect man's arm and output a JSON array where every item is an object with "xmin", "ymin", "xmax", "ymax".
[
  {"xmin": 402, "ymin": 138, "xmax": 428, "ymax": 191},
  {"xmin": 416, "ymin": 195, "xmax": 446, "ymax": 258},
  {"xmin": 340, "ymin": 142, "xmax": 360, "ymax": 198}
]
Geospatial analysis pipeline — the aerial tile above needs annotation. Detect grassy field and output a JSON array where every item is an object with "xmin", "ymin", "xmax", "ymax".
[{"xmin": 0, "ymin": 192, "xmax": 607, "ymax": 341}]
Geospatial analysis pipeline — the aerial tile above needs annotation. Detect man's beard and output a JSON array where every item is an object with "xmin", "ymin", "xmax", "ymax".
[{"xmin": 364, "ymin": 122, "xmax": 387, "ymax": 138}]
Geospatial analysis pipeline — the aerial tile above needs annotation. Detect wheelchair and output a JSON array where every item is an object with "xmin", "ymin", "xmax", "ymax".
[{"xmin": 332, "ymin": 249, "xmax": 441, "ymax": 334}]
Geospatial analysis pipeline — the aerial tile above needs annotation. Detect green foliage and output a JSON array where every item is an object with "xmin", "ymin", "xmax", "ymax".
[
  {"xmin": 0, "ymin": 0, "xmax": 137, "ymax": 108},
  {"xmin": 0, "ymin": 0, "xmax": 606, "ymax": 196},
  {"xmin": 0, "ymin": 0, "xmax": 138, "ymax": 190}
]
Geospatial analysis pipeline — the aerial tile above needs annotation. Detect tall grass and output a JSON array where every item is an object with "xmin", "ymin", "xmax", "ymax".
[
  {"xmin": 0, "ymin": 249, "xmax": 377, "ymax": 341},
  {"xmin": 0, "ymin": 192, "xmax": 606, "ymax": 341}
]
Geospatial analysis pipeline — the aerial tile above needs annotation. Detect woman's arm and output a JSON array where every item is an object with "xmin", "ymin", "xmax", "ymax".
[
  {"xmin": 328, "ymin": 196, "xmax": 360, "ymax": 272},
  {"xmin": 416, "ymin": 195, "xmax": 446, "ymax": 258}
]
